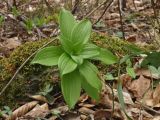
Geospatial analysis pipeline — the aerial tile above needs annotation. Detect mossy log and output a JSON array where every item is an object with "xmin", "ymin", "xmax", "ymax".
[{"xmin": 0, "ymin": 33, "xmax": 153, "ymax": 108}]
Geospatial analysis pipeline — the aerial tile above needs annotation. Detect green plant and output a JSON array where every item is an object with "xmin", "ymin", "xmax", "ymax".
[
  {"xmin": 39, "ymin": 83, "xmax": 53, "ymax": 96},
  {"xmin": 33, "ymin": 16, "xmax": 46, "ymax": 27},
  {"xmin": 0, "ymin": 15, "xmax": 4, "ymax": 26},
  {"xmin": 11, "ymin": 6, "xmax": 20, "ymax": 17},
  {"xmin": 24, "ymin": 17, "xmax": 46, "ymax": 32},
  {"xmin": 31, "ymin": 9, "xmax": 117, "ymax": 108},
  {"xmin": 0, "ymin": 106, "xmax": 12, "ymax": 117},
  {"xmin": 24, "ymin": 19, "xmax": 34, "ymax": 33}
]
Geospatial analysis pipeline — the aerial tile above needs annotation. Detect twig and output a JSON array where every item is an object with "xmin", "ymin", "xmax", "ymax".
[
  {"xmin": 118, "ymin": 0, "xmax": 125, "ymax": 40},
  {"xmin": 136, "ymin": 101, "xmax": 160, "ymax": 115},
  {"xmin": 84, "ymin": 0, "xmax": 108, "ymax": 19},
  {"xmin": 72, "ymin": 0, "xmax": 80, "ymax": 14},
  {"xmin": 151, "ymin": 0, "xmax": 160, "ymax": 33},
  {"xmin": 93, "ymin": 0, "xmax": 113, "ymax": 25},
  {"xmin": 0, "ymin": 37, "xmax": 58, "ymax": 96}
]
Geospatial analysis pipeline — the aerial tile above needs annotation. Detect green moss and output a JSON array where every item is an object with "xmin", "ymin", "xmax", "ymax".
[
  {"xmin": 0, "ymin": 33, "xmax": 153, "ymax": 108},
  {"xmin": 0, "ymin": 38, "xmax": 59, "ymax": 108}
]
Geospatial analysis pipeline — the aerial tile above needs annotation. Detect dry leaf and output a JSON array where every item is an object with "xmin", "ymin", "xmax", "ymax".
[
  {"xmin": 129, "ymin": 108, "xmax": 153, "ymax": 119},
  {"xmin": 126, "ymin": 34, "xmax": 137, "ymax": 42},
  {"xmin": 114, "ymin": 89, "xmax": 134, "ymax": 105},
  {"xmin": 120, "ymin": 74, "xmax": 132, "ymax": 89},
  {"xmin": 136, "ymin": 68, "xmax": 159, "ymax": 79},
  {"xmin": 131, "ymin": 23, "xmax": 140, "ymax": 31},
  {"xmin": 7, "ymin": 101, "xmax": 38, "ymax": 120},
  {"xmin": 25, "ymin": 103, "xmax": 49, "ymax": 118},
  {"xmin": 78, "ymin": 103, "xmax": 95, "ymax": 108},
  {"xmin": 78, "ymin": 107, "xmax": 95, "ymax": 114},
  {"xmin": 79, "ymin": 93, "xmax": 89, "ymax": 103},
  {"xmin": 51, "ymin": 105, "xmax": 69, "ymax": 115},
  {"xmin": 28, "ymin": 94, "xmax": 48, "ymax": 103},
  {"xmin": 4, "ymin": 37, "xmax": 21, "ymax": 50},
  {"xmin": 152, "ymin": 84, "xmax": 160, "ymax": 107},
  {"xmin": 49, "ymin": 116, "xmax": 57, "ymax": 120},
  {"xmin": 129, "ymin": 75, "xmax": 150, "ymax": 98},
  {"xmin": 80, "ymin": 114, "xmax": 87, "ymax": 120},
  {"xmin": 94, "ymin": 110, "xmax": 112, "ymax": 120},
  {"xmin": 143, "ymin": 89, "xmax": 154, "ymax": 106},
  {"xmin": 152, "ymin": 116, "xmax": 160, "ymax": 120}
]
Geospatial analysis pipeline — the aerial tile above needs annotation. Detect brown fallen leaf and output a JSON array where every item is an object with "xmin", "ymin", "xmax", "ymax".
[
  {"xmin": 94, "ymin": 110, "xmax": 112, "ymax": 120},
  {"xmin": 153, "ymin": 84, "xmax": 160, "ymax": 106},
  {"xmin": 94, "ymin": 109, "xmax": 123, "ymax": 120},
  {"xmin": 51, "ymin": 105, "xmax": 69, "ymax": 115},
  {"xmin": 129, "ymin": 75, "xmax": 150, "ymax": 98},
  {"xmin": 25, "ymin": 103, "xmax": 49, "ymax": 118},
  {"xmin": 7, "ymin": 101, "xmax": 38, "ymax": 120},
  {"xmin": 126, "ymin": 34, "xmax": 137, "ymax": 42},
  {"xmin": 120, "ymin": 74, "xmax": 132, "ymax": 89},
  {"xmin": 78, "ymin": 107, "xmax": 95, "ymax": 115},
  {"xmin": 136, "ymin": 68, "xmax": 159, "ymax": 79},
  {"xmin": 113, "ymin": 89, "xmax": 134, "ymax": 105},
  {"xmin": 28, "ymin": 94, "xmax": 48, "ymax": 103},
  {"xmin": 143, "ymin": 89, "xmax": 154, "ymax": 106},
  {"xmin": 49, "ymin": 116, "xmax": 57, "ymax": 120},
  {"xmin": 129, "ymin": 108, "xmax": 153, "ymax": 120},
  {"xmin": 4, "ymin": 37, "xmax": 21, "ymax": 50},
  {"xmin": 130, "ymin": 23, "xmax": 140, "ymax": 31},
  {"xmin": 78, "ymin": 93, "xmax": 89, "ymax": 103},
  {"xmin": 78, "ymin": 103, "xmax": 95, "ymax": 108}
]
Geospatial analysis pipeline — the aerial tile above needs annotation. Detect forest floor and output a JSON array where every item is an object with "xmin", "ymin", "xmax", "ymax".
[{"xmin": 0, "ymin": 0, "xmax": 160, "ymax": 120}]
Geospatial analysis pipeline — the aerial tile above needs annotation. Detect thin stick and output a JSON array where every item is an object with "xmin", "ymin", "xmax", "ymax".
[
  {"xmin": 93, "ymin": 0, "xmax": 113, "ymax": 25},
  {"xmin": 118, "ymin": 0, "xmax": 125, "ymax": 40},
  {"xmin": 0, "ymin": 37, "xmax": 58, "ymax": 96},
  {"xmin": 72, "ymin": 0, "xmax": 80, "ymax": 14},
  {"xmin": 84, "ymin": 0, "xmax": 108, "ymax": 19},
  {"xmin": 136, "ymin": 101, "xmax": 160, "ymax": 115}
]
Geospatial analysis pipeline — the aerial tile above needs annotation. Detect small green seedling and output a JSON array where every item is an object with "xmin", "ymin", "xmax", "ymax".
[
  {"xmin": 0, "ymin": 106, "xmax": 12, "ymax": 117},
  {"xmin": 149, "ymin": 66, "xmax": 160, "ymax": 78},
  {"xmin": 24, "ymin": 19, "xmax": 34, "ymax": 33},
  {"xmin": 31, "ymin": 9, "xmax": 117, "ymax": 108},
  {"xmin": 11, "ymin": 6, "xmax": 20, "ymax": 17},
  {"xmin": 0, "ymin": 15, "xmax": 4, "ymax": 26},
  {"xmin": 33, "ymin": 16, "xmax": 46, "ymax": 27},
  {"xmin": 39, "ymin": 84, "xmax": 53, "ymax": 96}
]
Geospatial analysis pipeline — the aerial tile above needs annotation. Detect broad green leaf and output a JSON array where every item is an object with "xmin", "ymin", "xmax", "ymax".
[
  {"xmin": 79, "ymin": 61, "xmax": 102, "ymax": 91},
  {"xmin": 126, "ymin": 67, "xmax": 136, "ymax": 78},
  {"xmin": 158, "ymin": 67, "xmax": 160, "ymax": 73},
  {"xmin": 61, "ymin": 70, "xmax": 81, "ymax": 108},
  {"xmin": 71, "ymin": 55, "xmax": 83, "ymax": 65},
  {"xmin": 124, "ymin": 44, "xmax": 143, "ymax": 54},
  {"xmin": 80, "ymin": 43, "xmax": 100, "ymax": 59},
  {"xmin": 31, "ymin": 46, "xmax": 63, "ymax": 66},
  {"xmin": 58, "ymin": 53, "xmax": 77, "ymax": 75},
  {"xmin": 92, "ymin": 48, "xmax": 118, "ymax": 65},
  {"xmin": 59, "ymin": 9, "xmax": 76, "ymax": 39},
  {"xmin": 126, "ymin": 59, "xmax": 132, "ymax": 67},
  {"xmin": 149, "ymin": 66, "xmax": 160, "ymax": 78},
  {"xmin": 120, "ymin": 55, "xmax": 130, "ymax": 64},
  {"xmin": 60, "ymin": 35, "xmax": 73, "ymax": 54},
  {"xmin": 105, "ymin": 73, "xmax": 115, "ymax": 80},
  {"xmin": 71, "ymin": 20, "xmax": 92, "ymax": 53},
  {"xmin": 81, "ymin": 78, "xmax": 100, "ymax": 101},
  {"xmin": 149, "ymin": 66, "xmax": 158, "ymax": 74},
  {"xmin": 141, "ymin": 52, "xmax": 160, "ymax": 68}
]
